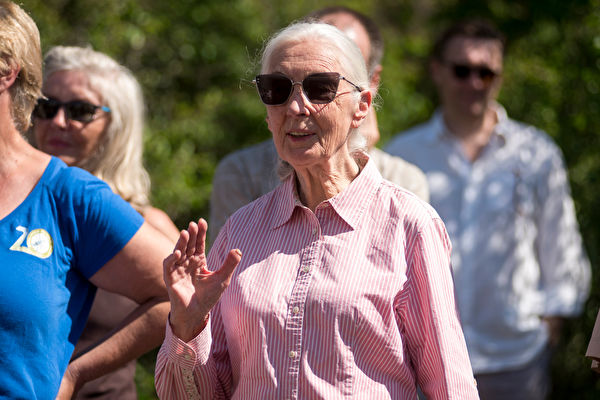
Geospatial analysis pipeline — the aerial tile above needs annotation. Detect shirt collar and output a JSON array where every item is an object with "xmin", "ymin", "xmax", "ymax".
[
  {"xmin": 328, "ymin": 152, "xmax": 381, "ymax": 230},
  {"xmin": 270, "ymin": 151, "xmax": 382, "ymax": 231},
  {"xmin": 427, "ymin": 102, "xmax": 510, "ymax": 145},
  {"xmin": 270, "ymin": 176, "xmax": 298, "ymax": 230}
]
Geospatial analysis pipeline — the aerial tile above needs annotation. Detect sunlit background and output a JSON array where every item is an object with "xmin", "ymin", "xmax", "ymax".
[{"xmin": 23, "ymin": 0, "xmax": 600, "ymax": 397}]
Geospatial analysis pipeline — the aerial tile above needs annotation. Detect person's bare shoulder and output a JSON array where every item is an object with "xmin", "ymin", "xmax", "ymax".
[{"xmin": 143, "ymin": 206, "xmax": 180, "ymax": 243}]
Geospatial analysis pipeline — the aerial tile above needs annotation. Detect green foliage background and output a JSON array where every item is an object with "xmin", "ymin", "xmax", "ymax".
[{"xmin": 21, "ymin": 0, "xmax": 600, "ymax": 397}]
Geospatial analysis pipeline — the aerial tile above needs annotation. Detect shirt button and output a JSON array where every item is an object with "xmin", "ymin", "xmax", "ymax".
[
  {"xmin": 302, "ymin": 266, "xmax": 310, "ymax": 273},
  {"xmin": 312, "ymin": 227, "xmax": 318, "ymax": 235},
  {"xmin": 184, "ymin": 354, "xmax": 191, "ymax": 360},
  {"xmin": 289, "ymin": 350, "xmax": 297, "ymax": 359},
  {"xmin": 292, "ymin": 306, "xmax": 300, "ymax": 314}
]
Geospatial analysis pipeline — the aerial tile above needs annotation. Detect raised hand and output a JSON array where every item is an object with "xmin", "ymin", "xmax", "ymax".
[{"xmin": 163, "ymin": 218, "xmax": 241, "ymax": 342}]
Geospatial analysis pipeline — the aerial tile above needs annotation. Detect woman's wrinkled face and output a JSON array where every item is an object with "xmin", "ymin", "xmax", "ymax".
[
  {"xmin": 33, "ymin": 70, "xmax": 110, "ymax": 166},
  {"xmin": 264, "ymin": 40, "xmax": 365, "ymax": 172}
]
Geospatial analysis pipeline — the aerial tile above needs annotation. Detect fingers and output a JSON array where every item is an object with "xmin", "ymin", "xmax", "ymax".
[
  {"xmin": 172, "ymin": 228, "xmax": 190, "ymax": 257},
  {"xmin": 162, "ymin": 249, "xmax": 182, "ymax": 285},
  {"xmin": 163, "ymin": 249, "xmax": 182, "ymax": 268},
  {"xmin": 185, "ymin": 221, "xmax": 198, "ymax": 257},
  {"xmin": 216, "ymin": 248, "xmax": 242, "ymax": 286},
  {"xmin": 195, "ymin": 218, "xmax": 208, "ymax": 258}
]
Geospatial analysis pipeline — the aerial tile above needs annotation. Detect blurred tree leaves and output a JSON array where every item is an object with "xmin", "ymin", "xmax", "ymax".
[{"xmin": 21, "ymin": 0, "xmax": 600, "ymax": 397}]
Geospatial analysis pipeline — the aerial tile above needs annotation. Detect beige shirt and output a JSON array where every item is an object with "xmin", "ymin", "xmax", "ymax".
[
  {"xmin": 208, "ymin": 139, "xmax": 429, "ymax": 243},
  {"xmin": 586, "ymin": 310, "xmax": 600, "ymax": 372}
]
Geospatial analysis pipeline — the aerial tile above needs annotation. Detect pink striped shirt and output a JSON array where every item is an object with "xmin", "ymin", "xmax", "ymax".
[{"xmin": 155, "ymin": 155, "xmax": 478, "ymax": 399}]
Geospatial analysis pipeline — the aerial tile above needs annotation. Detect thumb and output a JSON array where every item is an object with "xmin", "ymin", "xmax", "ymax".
[{"xmin": 216, "ymin": 248, "xmax": 242, "ymax": 286}]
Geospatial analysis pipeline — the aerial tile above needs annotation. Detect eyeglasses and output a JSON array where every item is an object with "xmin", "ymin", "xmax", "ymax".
[
  {"xmin": 253, "ymin": 72, "xmax": 363, "ymax": 105},
  {"xmin": 33, "ymin": 98, "xmax": 111, "ymax": 123},
  {"xmin": 447, "ymin": 63, "xmax": 500, "ymax": 85}
]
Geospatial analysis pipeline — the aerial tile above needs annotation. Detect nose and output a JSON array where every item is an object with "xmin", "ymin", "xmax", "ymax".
[
  {"xmin": 466, "ymin": 72, "xmax": 488, "ymax": 90},
  {"xmin": 286, "ymin": 83, "xmax": 310, "ymax": 115},
  {"xmin": 50, "ymin": 106, "xmax": 69, "ymax": 128}
]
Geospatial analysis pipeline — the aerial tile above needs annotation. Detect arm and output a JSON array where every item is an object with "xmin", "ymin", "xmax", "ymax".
[
  {"xmin": 535, "ymin": 149, "xmax": 590, "ymax": 322},
  {"xmin": 56, "ymin": 222, "xmax": 172, "ymax": 398},
  {"xmin": 155, "ymin": 219, "xmax": 241, "ymax": 398},
  {"xmin": 144, "ymin": 205, "xmax": 181, "ymax": 243},
  {"xmin": 400, "ymin": 217, "xmax": 478, "ymax": 399}
]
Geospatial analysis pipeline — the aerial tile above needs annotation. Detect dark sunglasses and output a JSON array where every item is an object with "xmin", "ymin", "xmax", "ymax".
[
  {"xmin": 33, "ymin": 97, "xmax": 111, "ymax": 123},
  {"xmin": 253, "ymin": 72, "xmax": 363, "ymax": 105},
  {"xmin": 448, "ymin": 63, "xmax": 500, "ymax": 85}
]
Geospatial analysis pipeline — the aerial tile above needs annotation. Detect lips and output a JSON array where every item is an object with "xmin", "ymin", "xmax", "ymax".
[
  {"xmin": 288, "ymin": 131, "xmax": 312, "ymax": 137},
  {"xmin": 45, "ymin": 137, "xmax": 72, "ymax": 149}
]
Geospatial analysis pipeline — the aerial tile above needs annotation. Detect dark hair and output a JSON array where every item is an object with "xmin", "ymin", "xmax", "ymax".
[
  {"xmin": 431, "ymin": 18, "xmax": 506, "ymax": 62},
  {"xmin": 304, "ymin": 6, "xmax": 383, "ymax": 77}
]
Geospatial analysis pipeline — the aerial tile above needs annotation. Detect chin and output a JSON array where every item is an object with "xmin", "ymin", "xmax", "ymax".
[
  {"xmin": 57, "ymin": 155, "xmax": 78, "ymax": 167},
  {"xmin": 465, "ymin": 101, "xmax": 487, "ymax": 117}
]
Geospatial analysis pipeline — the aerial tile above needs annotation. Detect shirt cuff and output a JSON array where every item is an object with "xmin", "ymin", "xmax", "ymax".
[
  {"xmin": 165, "ymin": 316, "xmax": 213, "ymax": 368},
  {"xmin": 543, "ymin": 286, "xmax": 585, "ymax": 316}
]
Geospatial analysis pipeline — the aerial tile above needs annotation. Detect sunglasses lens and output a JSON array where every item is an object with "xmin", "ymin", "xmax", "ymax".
[
  {"xmin": 33, "ymin": 98, "xmax": 60, "ymax": 119},
  {"xmin": 478, "ymin": 68, "xmax": 496, "ymax": 84},
  {"xmin": 32, "ymin": 98, "xmax": 100, "ymax": 122},
  {"xmin": 450, "ymin": 63, "xmax": 498, "ymax": 85},
  {"xmin": 452, "ymin": 65, "xmax": 470, "ymax": 79},
  {"xmin": 302, "ymin": 73, "xmax": 340, "ymax": 104},
  {"xmin": 255, "ymin": 75, "xmax": 292, "ymax": 105},
  {"xmin": 67, "ymin": 101, "xmax": 98, "ymax": 123}
]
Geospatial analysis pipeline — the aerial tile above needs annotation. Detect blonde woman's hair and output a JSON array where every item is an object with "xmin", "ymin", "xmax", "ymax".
[
  {"xmin": 42, "ymin": 46, "xmax": 151, "ymax": 211},
  {"xmin": 0, "ymin": 1, "xmax": 43, "ymax": 134}
]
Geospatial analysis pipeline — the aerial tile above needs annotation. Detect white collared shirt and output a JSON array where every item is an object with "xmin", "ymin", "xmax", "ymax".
[{"xmin": 385, "ymin": 105, "xmax": 591, "ymax": 373}]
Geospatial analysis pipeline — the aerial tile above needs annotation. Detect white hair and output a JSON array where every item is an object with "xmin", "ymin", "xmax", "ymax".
[
  {"xmin": 260, "ymin": 22, "xmax": 370, "ymax": 180},
  {"xmin": 42, "ymin": 46, "xmax": 151, "ymax": 212}
]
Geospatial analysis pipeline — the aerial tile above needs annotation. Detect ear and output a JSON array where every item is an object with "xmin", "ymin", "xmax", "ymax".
[
  {"xmin": 369, "ymin": 65, "xmax": 382, "ymax": 95},
  {"xmin": 351, "ymin": 89, "xmax": 372, "ymax": 129},
  {"xmin": 0, "ymin": 66, "xmax": 20, "ymax": 93}
]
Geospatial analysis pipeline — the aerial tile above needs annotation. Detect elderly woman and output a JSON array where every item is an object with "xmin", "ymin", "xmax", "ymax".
[
  {"xmin": 155, "ymin": 22, "xmax": 478, "ymax": 399},
  {"xmin": 31, "ymin": 46, "xmax": 180, "ymax": 399},
  {"xmin": 0, "ymin": 2, "xmax": 171, "ymax": 398}
]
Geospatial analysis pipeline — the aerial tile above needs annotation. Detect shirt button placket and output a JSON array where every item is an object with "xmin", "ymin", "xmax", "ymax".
[
  {"xmin": 181, "ymin": 350, "xmax": 199, "ymax": 400},
  {"xmin": 182, "ymin": 368, "xmax": 199, "ymax": 399}
]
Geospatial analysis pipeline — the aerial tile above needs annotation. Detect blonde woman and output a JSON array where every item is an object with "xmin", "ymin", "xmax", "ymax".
[
  {"xmin": 0, "ymin": 2, "xmax": 171, "ymax": 398},
  {"xmin": 32, "ymin": 46, "xmax": 179, "ymax": 398}
]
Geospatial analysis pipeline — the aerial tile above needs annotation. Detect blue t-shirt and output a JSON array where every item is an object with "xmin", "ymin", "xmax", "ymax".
[{"xmin": 0, "ymin": 157, "xmax": 144, "ymax": 399}]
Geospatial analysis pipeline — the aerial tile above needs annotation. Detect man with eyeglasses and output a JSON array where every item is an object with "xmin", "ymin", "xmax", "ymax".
[
  {"xmin": 208, "ymin": 6, "xmax": 429, "ymax": 244},
  {"xmin": 385, "ymin": 18, "xmax": 590, "ymax": 399}
]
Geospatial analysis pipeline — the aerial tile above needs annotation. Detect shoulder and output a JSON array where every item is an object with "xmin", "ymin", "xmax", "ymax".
[
  {"xmin": 385, "ymin": 117, "xmax": 437, "ymax": 155},
  {"xmin": 502, "ymin": 115, "xmax": 565, "ymax": 167},
  {"xmin": 142, "ymin": 206, "xmax": 180, "ymax": 242},
  {"xmin": 220, "ymin": 179, "xmax": 291, "ymax": 241},
  {"xmin": 370, "ymin": 148, "xmax": 430, "ymax": 202},
  {"xmin": 215, "ymin": 139, "xmax": 277, "ymax": 175},
  {"xmin": 43, "ymin": 157, "xmax": 112, "ymax": 201},
  {"xmin": 228, "ymin": 183, "xmax": 281, "ymax": 221},
  {"xmin": 46, "ymin": 159, "xmax": 142, "ymax": 226},
  {"xmin": 370, "ymin": 148, "xmax": 427, "ymax": 179},
  {"xmin": 373, "ymin": 178, "xmax": 440, "ymax": 234},
  {"xmin": 375, "ymin": 182, "xmax": 449, "ymax": 258}
]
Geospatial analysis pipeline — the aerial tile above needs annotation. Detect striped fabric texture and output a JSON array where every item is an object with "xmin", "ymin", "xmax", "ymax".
[{"xmin": 156, "ymin": 157, "xmax": 478, "ymax": 399}]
